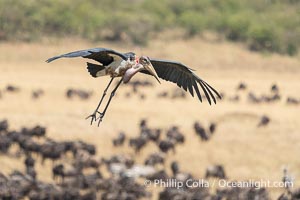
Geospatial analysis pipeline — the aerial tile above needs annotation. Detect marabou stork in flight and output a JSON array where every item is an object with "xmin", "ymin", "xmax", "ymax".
[{"xmin": 46, "ymin": 48, "xmax": 221, "ymax": 126}]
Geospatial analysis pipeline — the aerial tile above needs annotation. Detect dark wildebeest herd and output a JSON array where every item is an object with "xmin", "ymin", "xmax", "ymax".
[
  {"xmin": 1, "ymin": 81, "xmax": 300, "ymax": 105},
  {"xmin": 1, "ymin": 81, "xmax": 300, "ymax": 199},
  {"xmin": 0, "ymin": 118, "xmax": 299, "ymax": 200},
  {"xmin": 223, "ymin": 82, "xmax": 300, "ymax": 105}
]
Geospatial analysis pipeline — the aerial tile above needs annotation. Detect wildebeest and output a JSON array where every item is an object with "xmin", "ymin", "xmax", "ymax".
[
  {"xmin": 6, "ymin": 85, "xmax": 20, "ymax": 92},
  {"xmin": 271, "ymin": 84, "xmax": 279, "ymax": 93},
  {"xmin": 171, "ymin": 161, "xmax": 179, "ymax": 176},
  {"xmin": 0, "ymin": 134, "xmax": 12, "ymax": 153},
  {"xmin": 21, "ymin": 125, "xmax": 46, "ymax": 138},
  {"xmin": 209, "ymin": 122, "xmax": 217, "ymax": 134},
  {"xmin": 24, "ymin": 155, "xmax": 35, "ymax": 168},
  {"xmin": 194, "ymin": 122, "xmax": 209, "ymax": 141},
  {"xmin": 286, "ymin": 97, "xmax": 300, "ymax": 105},
  {"xmin": 166, "ymin": 126, "xmax": 185, "ymax": 144},
  {"xmin": 52, "ymin": 164, "xmax": 80, "ymax": 182},
  {"xmin": 158, "ymin": 140, "xmax": 175, "ymax": 153},
  {"xmin": 112, "ymin": 132, "xmax": 126, "ymax": 146},
  {"xmin": 0, "ymin": 119, "xmax": 8, "ymax": 132},
  {"xmin": 66, "ymin": 88, "xmax": 92, "ymax": 100},
  {"xmin": 145, "ymin": 153, "xmax": 165, "ymax": 166},
  {"xmin": 32, "ymin": 89, "xmax": 44, "ymax": 99},
  {"xmin": 129, "ymin": 135, "xmax": 148, "ymax": 153},
  {"xmin": 205, "ymin": 165, "xmax": 226, "ymax": 179},
  {"xmin": 257, "ymin": 115, "xmax": 270, "ymax": 127},
  {"xmin": 237, "ymin": 82, "xmax": 247, "ymax": 90}
]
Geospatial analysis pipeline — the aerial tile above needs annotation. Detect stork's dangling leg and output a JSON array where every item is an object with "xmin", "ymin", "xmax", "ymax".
[
  {"xmin": 86, "ymin": 77, "xmax": 114, "ymax": 125},
  {"xmin": 97, "ymin": 78, "xmax": 123, "ymax": 126}
]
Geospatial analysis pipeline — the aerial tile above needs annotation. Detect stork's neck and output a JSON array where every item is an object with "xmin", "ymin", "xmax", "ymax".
[{"xmin": 123, "ymin": 64, "xmax": 143, "ymax": 83}]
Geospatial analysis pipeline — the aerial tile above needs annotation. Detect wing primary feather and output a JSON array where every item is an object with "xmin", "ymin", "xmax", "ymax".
[
  {"xmin": 186, "ymin": 78, "xmax": 194, "ymax": 97},
  {"xmin": 177, "ymin": 72, "xmax": 185, "ymax": 89},
  {"xmin": 174, "ymin": 70, "xmax": 182, "ymax": 84},
  {"xmin": 171, "ymin": 70, "xmax": 181, "ymax": 85},
  {"xmin": 181, "ymin": 74, "xmax": 188, "ymax": 91},
  {"xmin": 166, "ymin": 68, "xmax": 174, "ymax": 82},
  {"xmin": 202, "ymin": 80, "xmax": 222, "ymax": 99},
  {"xmin": 197, "ymin": 80, "xmax": 211, "ymax": 105},
  {"xmin": 46, "ymin": 56, "xmax": 60, "ymax": 63},
  {"xmin": 158, "ymin": 67, "xmax": 168, "ymax": 80},
  {"xmin": 201, "ymin": 80, "xmax": 216, "ymax": 104},
  {"xmin": 192, "ymin": 81, "xmax": 202, "ymax": 102},
  {"xmin": 176, "ymin": 72, "xmax": 184, "ymax": 88},
  {"xmin": 170, "ymin": 70, "xmax": 178, "ymax": 83}
]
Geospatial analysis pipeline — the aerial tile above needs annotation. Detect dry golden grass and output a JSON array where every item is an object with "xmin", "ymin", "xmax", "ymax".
[{"xmin": 0, "ymin": 37, "xmax": 300, "ymax": 199}]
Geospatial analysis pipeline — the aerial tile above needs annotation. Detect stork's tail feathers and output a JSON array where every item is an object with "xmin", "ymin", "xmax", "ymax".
[{"xmin": 87, "ymin": 62, "xmax": 106, "ymax": 77}]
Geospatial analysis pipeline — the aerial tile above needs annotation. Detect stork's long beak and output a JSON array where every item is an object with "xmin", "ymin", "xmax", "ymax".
[{"xmin": 145, "ymin": 63, "xmax": 161, "ymax": 84}]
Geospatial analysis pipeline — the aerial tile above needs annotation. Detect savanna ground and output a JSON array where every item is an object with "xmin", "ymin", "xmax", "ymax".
[{"xmin": 0, "ymin": 34, "xmax": 300, "ymax": 199}]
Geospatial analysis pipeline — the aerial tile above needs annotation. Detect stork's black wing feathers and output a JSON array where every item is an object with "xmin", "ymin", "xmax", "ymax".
[
  {"xmin": 46, "ymin": 48, "xmax": 128, "ymax": 66},
  {"xmin": 141, "ymin": 58, "xmax": 221, "ymax": 104}
]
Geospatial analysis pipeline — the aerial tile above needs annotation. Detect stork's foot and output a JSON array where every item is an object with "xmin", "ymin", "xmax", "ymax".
[
  {"xmin": 86, "ymin": 111, "xmax": 101, "ymax": 125},
  {"xmin": 97, "ymin": 113, "xmax": 104, "ymax": 126}
]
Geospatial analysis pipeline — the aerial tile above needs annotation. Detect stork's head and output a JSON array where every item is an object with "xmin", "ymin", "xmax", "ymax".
[
  {"xmin": 125, "ymin": 52, "xmax": 138, "ymax": 63},
  {"xmin": 139, "ymin": 56, "xmax": 161, "ymax": 84}
]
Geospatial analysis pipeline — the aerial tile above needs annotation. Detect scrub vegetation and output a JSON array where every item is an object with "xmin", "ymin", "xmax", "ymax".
[{"xmin": 0, "ymin": 0, "xmax": 299, "ymax": 55}]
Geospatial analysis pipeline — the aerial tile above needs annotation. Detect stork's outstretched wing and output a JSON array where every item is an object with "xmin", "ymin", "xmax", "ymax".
[
  {"xmin": 141, "ymin": 58, "xmax": 221, "ymax": 104},
  {"xmin": 46, "ymin": 48, "xmax": 129, "ymax": 66}
]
